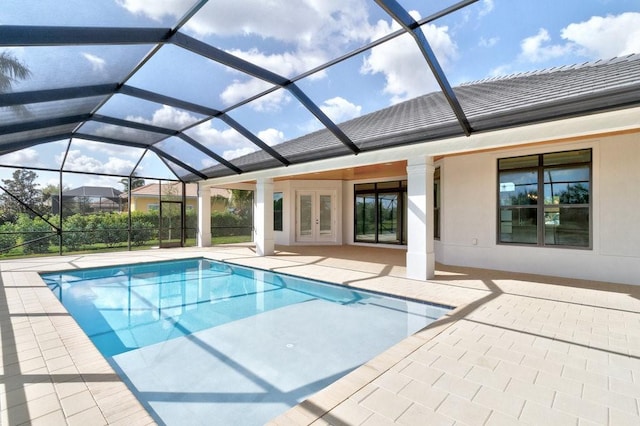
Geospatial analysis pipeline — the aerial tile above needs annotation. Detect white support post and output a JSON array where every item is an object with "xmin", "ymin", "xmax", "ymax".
[
  {"xmin": 254, "ymin": 178, "xmax": 275, "ymax": 256},
  {"xmin": 406, "ymin": 156, "xmax": 435, "ymax": 280},
  {"xmin": 197, "ymin": 184, "xmax": 211, "ymax": 247}
]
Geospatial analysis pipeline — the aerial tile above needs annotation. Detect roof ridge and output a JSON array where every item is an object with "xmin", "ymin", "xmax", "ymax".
[{"xmin": 459, "ymin": 53, "xmax": 640, "ymax": 86}]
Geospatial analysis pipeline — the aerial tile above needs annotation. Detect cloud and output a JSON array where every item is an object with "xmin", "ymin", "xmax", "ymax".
[
  {"xmin": 70, "ymin": 138, "xmax": 143, "ymax": 158},
  {"xmin": 82, "ymin": 53, "xmax": 107, "ymax": 73},
  {"xmin": 518, "ymin": 13, "xmax": 640, "ymax": 66},
  {"xmin": 0, "ymin": 148, "xmax": 39, "ymax": 165},
  {"xmin": 479, "ymin": 0, "xmax": 495, "ymax": 17},
  {"xmin": 320, "ymin": 97, "xmax": 362, "ymax": 123},
  {"xmin": 220, "ymin": 80, "xmax": 290, "ymax": 112},
  {"xmin": 115, "ymin": 0, "xmax": 193, "ymax": 21},
  {"xmin": 479, "ymin": 36, "xmax": 499, "ymax": 48},
  {"xmin": 519, "ymin": 28, "xmax": 572, "ymax": 63},
  {"xmin": 60, "ymin": 150, "xmax": 136, "ymax": 175},
  {"xmin": 118, "ymin": 0, "xmax": 372, "ymax": 112},
  {"xmin": 186, "ymin": 121, "xmax": 261, "ymax": 162},
  {"xmin": 561, "ymin": 12, "xmax": 640, "ymax": 58},
  {"xmin": 257, "ymin": 128, "xmax": 285, "ymax": 146},
  {"xmin": 127, "ymin": 105, "xmax": 200, "ymax": 129},
  {"xmin": 221, "ymin": 147, "xmax": 257, "ymax": 161},
  {"xmin": 362, "ymin": 13, "xmax": 458, "ymax": 104}
]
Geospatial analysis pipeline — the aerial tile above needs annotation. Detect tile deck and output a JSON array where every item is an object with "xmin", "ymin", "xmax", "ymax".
[{"xmin": 1, "ymin": 245, "xmax": 639, "ymax": 425}]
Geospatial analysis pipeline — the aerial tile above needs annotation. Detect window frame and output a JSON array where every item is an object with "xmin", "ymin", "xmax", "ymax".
[
  {"xmin": 354, "ymin": 180, "xmax": 406, "ymax": 245},
  {"xmin": 273, "ymin": 192, "xmax": 283, "ymax": 232},
  {"xmin": 496, "ymin": 149, "xmax": 592, "ymax": 249}
]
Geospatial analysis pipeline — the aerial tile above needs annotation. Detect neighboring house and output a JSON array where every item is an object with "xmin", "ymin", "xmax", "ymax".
[
  {"xmin": 52, "ymin": 186, "xmax": 122, "ymax": 214},
  {"xmin": 201, "ymin": 54, "xmax": 640, "ymax": 286},
  {"xmin": 123, "ymin": 183, "xmax": 230, "ymax": 213}
]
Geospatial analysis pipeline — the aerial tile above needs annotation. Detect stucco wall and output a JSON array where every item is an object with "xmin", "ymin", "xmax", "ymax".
[{"xmin": 437, "ymin": 134, "xmax": 640, "ymax": 285}]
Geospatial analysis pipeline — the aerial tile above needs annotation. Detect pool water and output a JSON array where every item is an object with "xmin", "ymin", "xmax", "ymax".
[{"xmin": 41, "ymin": 258, "xmax": 451, "ymax": 425}]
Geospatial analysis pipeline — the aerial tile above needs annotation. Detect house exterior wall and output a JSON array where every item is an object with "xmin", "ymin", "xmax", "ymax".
[
  {"xmin": 436, "ymin": 133, "xmax": 640, "ymax": 285},
  {"xmin": 130, "ymin": 196, "xmax": 205, "ymax": 212}
]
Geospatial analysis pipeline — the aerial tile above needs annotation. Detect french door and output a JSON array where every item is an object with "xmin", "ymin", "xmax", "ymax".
[{"xmin": 296, "ymin": 191, "xmax": 336, "ymax": 242}]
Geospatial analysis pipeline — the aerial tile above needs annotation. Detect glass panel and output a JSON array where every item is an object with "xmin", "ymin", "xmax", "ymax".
[
  {"xmin": 62, "ymin": 139, "xmax": 144, "ymax": 176},
  {"xmin": 4, "ymin": 0, "xmax": 196, "ymax": 27},
  {"xmin": 498, "ymin": 155, "xmax": 538, "ymax": 170},
  {"xmin": 355, "ymin": 183, "xmax": 375, "ymax": 192},
  {"xmin": 77, "ymin": 121, "xmax": 167, "ymax": 145},
  {"xmin": 0, "ymin": 141, "xmax": 67, "ymax": 170},
  {"xmin": 378, "ymin": 181, "xmax": 400, "ymax": 190},
  {"xmin": 378, "ymin": 193, "xmax": 399, "ymax": 243},
  {"xmin": 299, "ymin": 195, "xmax": 312, "ymax": 237},
  {"xmin": 434, "ymin": 171, "xmax": 441, "ymax": 239},
  {"xmin": 319, "ymin": 194, "xmax": 332, "ymax": 236},
  {"xmin": 545, "ymin": 207, "xmax": 589, "ymax": 247},
  {"xmin": 6, "ymin": 45, "xmax": 155, "ymax": 93},
  {"xmin": 294, "ymin": 51, "xmax": 389, "ymax": 142},
  {"xmin": 355, "ymin": 193, "xmax": 376, "ymax": 242},
  {"xmin": 184, "ymin": 0, "xmax": 389, "ymax": 77},
  {"xmin": 126, "ymin": 44, "xmax": 269, "ymax": 110},
  {"xmin": 185, "ymin": 119, "xmax": 260, "ymax": 163},
  {"xmin": 97, "ymin": 95, "xmax": 206, "ymax": 129},
  {"xmin": 543, "ymin": 149, "xmax": 591, "ymax": 166},
  {"xmin": 224, "ymin": 88, "xmax": 293, "ymax": 139},
  {"xmin": 499, "ymin": 207, "xmax": 537, "ymax": 244},
  {"xmin": 0, "ymin": 123, "xmax": 77, "ymax": 146},
  {"xmin": 499, "ymin": 170, "xmax": 538, "ymax": 206},
  {"xmin": 1, "ymin": 97, "xmax": 106, "ymax": 127},
  {"xmin": 402, "ymin": 191, "xmax": 408, "ymax": 245},
  {"xmin": 544, "ymin": 166, "xmax": 590, "ymax": 205},
  {"xmin": 273, "ymin": 192, "xmax": 283, "ymax": 232},
  {"xmin": 133, "ymin": 151, "xmax": 180, "ymax": 180},
  {"xmin": 154, "ymin": 137, "xmax": 217, "ymax": 174}
]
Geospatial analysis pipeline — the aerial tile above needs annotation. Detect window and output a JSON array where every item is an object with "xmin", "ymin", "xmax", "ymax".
[
  {"xmin": 148, "ymin": 203, "xmax": 159, "ymax": 212},
  {"xmin": 355, "ymin": 181, "xmax": 406, "ymax": 244},
  {"xmin": 434, "ymin": 167, "xmax": 441, "ymax": 240},
  {"xmin": 498, "ymin": 149, "xmax": 591, "ymax": 248},
  {"xmin": 273, "ymin": 192, "xmax": 283, "ymax": 231}
]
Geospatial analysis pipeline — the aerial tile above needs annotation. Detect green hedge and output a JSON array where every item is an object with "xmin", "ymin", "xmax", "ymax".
[{"xmin": 1, "ymin": 210, "xmax": 244, "ymax": 256}]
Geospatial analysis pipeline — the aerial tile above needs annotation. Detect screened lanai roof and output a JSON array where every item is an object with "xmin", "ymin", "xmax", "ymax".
[{"xmin": 1, "ymin": 1, "xmax": 639, "ymax": 183}]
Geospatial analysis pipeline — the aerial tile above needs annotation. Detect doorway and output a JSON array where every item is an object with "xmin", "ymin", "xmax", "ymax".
[{"xmin": 296, "ymin": 191, "xmax": 336, "ymax": 243}]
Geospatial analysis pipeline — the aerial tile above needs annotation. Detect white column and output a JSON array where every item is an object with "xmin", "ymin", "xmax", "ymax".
[
  {"xmin": 254, "ymin": 178, "xmax": 275, "ymax": 256},
  {"xmin": 406, "ymin": 156, "xmax": 435, "ymax": 280},
  {"xmin": 197, "ymin": 184, "xmax": 211, "ymax": 247}
]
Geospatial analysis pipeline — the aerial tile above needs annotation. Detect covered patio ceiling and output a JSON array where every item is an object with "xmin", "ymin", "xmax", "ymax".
[{"xmin": 1, "ymin": 1, "xmax": 639, "ymax": 184}]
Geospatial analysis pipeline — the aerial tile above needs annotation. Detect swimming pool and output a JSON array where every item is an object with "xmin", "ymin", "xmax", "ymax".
[{"xmin": 42, "ymin": 258, "xmax": 451, "ymax": 425}]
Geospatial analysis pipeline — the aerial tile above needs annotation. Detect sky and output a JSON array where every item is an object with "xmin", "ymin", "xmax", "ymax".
[{"xmin": 1, "ymin": 0, "xmax": 639, "ymax": 191}]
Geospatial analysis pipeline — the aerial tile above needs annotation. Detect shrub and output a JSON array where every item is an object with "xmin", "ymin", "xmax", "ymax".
[
  {"xmin": 94, "ymin": 213, "xmax": 128, "ymax": 247},
  {"xmin": 62, "ymin": 213, "xmax": 92, "ymax": 251},
  {"xmin": 16, "ymin": 214, "xmax": 55, "ymax": 254},
  {"xmin": 0, "ymin": 222, "xmax": 18, "ymax": 253}
]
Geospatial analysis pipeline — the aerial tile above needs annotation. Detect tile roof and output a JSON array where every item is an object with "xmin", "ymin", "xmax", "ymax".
[{"xmin": 202, "ymin": 54, "xmax": 640, "ymax": 179}]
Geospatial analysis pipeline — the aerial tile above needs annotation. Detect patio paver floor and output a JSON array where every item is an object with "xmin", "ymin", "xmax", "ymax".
[{"xmin": 1, "ymin": 245, "xmax": 639, "ymax": 425}]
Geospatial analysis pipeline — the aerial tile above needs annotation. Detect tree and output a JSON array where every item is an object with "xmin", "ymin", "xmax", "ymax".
[
  {"xmin": 229, "ymin": 189, "xmax": 253, "ymax": 218},
  {"xmin": 0, "ymin": 169, "xmax": 44, "ymax": 222},
  {"xmin": 120, "ymin": 176, "xmax": 145, "ymax": 192},
  {"xmin": 1, "ymin": 51, "xmax": 32, "ymax": 116},
  {"xmin": 0, "ymin": 51, "xmax": 31, "ymax": 92}
]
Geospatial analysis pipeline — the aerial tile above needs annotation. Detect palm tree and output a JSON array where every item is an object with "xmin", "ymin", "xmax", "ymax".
[
  {"xmin": 0, "ymin": 50, "xmax": 31, "ymax": 93},
  {"xmin": 120, "ymin": 176, "xmax": 146, "ymax": 192},
  {"xmin": 1, "ymin": 50, "xmax": 32, "ymax": 117}
]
